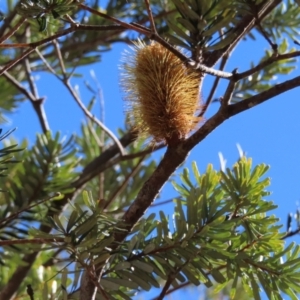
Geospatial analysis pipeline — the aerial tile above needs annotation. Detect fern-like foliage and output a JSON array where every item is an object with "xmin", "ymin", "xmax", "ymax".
[
  {"xmin": 0, "ymin": 132, "xmax": 80, "ymax": 250},
  {"xmin": 26, "ymin": 157, "xmax": 300, "ymax": 300}
]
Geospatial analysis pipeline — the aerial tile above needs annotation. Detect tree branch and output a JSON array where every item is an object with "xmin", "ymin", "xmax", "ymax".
[
  {"xmin": 186, "ymin": 75, "xmax": 300, "ymax": 149},
  {"xmin": 0, "ymin": 6, "xmax": 18, "ymax": 38},
  {"xmin": 234, "ymin": 51, "xmax": 300, "ymax": 81},
  {"xmin": 63, "ymin": 78, "xmax": 126, "ymax": 156},
  {"xmin": 205, "ymin": 0, "xmax": 283, "ymax": 67},
  {"xmin": 0, "ymin": 16, "xmax": 26, "ymax": 44},
  {"xmin": 0, "ymin": 48, "xmax": 35, "ymax": 76},
  {"xmin": 282, "ymin": 228, "xmax": 300, "ymax": 239},
  {"xmin": 144, "ymin": 0, "xmax": 157, "ymax": 34},
  {"xmin": 23, "ymin": 57, "xmax": 50, "ymax": 133}
]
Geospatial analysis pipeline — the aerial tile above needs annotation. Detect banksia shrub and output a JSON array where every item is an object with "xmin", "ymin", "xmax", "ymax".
[{"xmin": 120, "ymin": 41, "xmax": 202, "ymax": 145}]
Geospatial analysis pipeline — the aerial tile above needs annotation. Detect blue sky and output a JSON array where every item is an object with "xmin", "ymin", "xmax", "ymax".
[{"xmin": 2, "ymin": 2, "xmax": 300, "ymax": 299}]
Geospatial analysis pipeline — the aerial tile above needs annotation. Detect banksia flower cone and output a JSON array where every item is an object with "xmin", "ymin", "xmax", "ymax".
[{"xmin": 120, "ymin": 41, "xmax": 202, "ymax": 145}]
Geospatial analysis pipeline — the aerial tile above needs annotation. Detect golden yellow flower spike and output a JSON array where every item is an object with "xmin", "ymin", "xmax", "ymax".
[{"xmin": 120, "ymin": 41, "xmax": 203, "ymax": 146}]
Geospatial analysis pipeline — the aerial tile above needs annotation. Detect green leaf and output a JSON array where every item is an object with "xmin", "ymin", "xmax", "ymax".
[
  {"xmin": 144, "ymin": 243, "xmax": 156, "ymax": 254},
  {"xmin": 177, "ymin": 17, "xmax": 197, "ymax": 33},
  {"xmin": 118, "ymin": 271, "xmax": 152, "ymax": 291},
  {"xmin": 131, "ymin": 260, "xmax": 154, "ymax": 273}
]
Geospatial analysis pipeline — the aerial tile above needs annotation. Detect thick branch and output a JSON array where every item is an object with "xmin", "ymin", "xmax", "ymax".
[{"xmin": 115, "ymin": 145, "xmax": 188, "ymax": 241}]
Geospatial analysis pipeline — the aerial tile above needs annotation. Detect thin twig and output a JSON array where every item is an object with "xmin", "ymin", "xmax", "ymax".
[
  {"xmin": 151, "ymin": 197, "xmax": 178, "ymax": 207},
  {"xmin": 0, "ymin": 6, "xmax": 18, "ymax": 38},
  {"xmin": 78, "ymin": 3, "xmax": 150, "ymax": 35},
  {"xmin": 3, "ymin": 69, "xmax": 49, "ymax": 133},
  {"xmin": 104, "ymin": 156, "xmax": 146, "ymax": 209},
  {"xmin": 220, "ymin": 72, "xmax": 238, "ymax": 107},
  {"xmin": 23, "ymin": 32, "xmax": 50, "ymax": 133},
  {"xmin": 0, "ymin": 16, "xmax": 26, "ymax": 44},
  {"xmin": 65, "ymin": 80, "xmax": 126, "ymax": 156},
  {"xmin": 0, "ymin": 237, "xmax": 65, "ymax": 246},
  {"xmin": 200, "ymin": 54, "xmax": 229, "ymax": 117},
  {"xmin": 144, "ymin": 0, "xmax": 157, "ymax": 34},
  {"xmin": 53, "ymin": 39, "xmax": 67, "ymax": 76},
  {"xmin": 282, "ymin": 228, "xmax": 300, "ymax": 239},
  {"xmin": 121, "ymin": 143, "xmax": 164, "ymax": 160},
  {"xmin": 0, "ymin": 193, "xmax": 60, "ymax": 227},
  {"xmin": 24, "ymin": 59, "xmax": 39, "ymax": 98},
  {"xmin": 206, "ymin": 0, "xmax": 282, "ymax": 67},
  {"xmin": 247, "ymin": 0, "xmax": 277, "ymax": 52},
  {"xmin": 50, "ymin": 41, "xmax": 126, "ymax": 156},
  {"xmin": 0, "ymin": 48, "xmax": 35, "ymax": 75},
  {"xmin": 156, "ymin": 259, "xmax": 191, "ymax": 300},
  {"xmin": 90, "ymin": 71, "xmax": 106, "ymax": 200},
  {"xmin": 235, "ymin": 50, "xmax": 300, "ymax": 81},
  {"xmin": 2, "ymin": 71, "xmax": 36, "ymax": 101},
  {"xmin": 35, "ymin": 48, "xmax": 58, "ymax": 76},
  {"xmin": 79, "ymin": 3, "xmax": 233, "ymax": 79}
]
